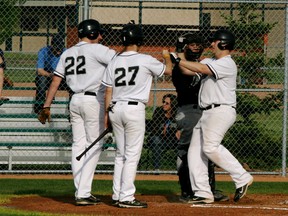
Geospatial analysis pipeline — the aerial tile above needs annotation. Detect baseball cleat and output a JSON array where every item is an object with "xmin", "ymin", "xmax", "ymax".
[
  {"xmin": 179, "ymin": 192, "xmax": 193, "ymax": 203},
  {"xmin": 111, "ymin": 199, "xmax": 119, "ymax": 206},
  {"xmin": 188, "ymin": 196, "xmax": 214, "ymax": 204},
  {"xmin": 75, "ymin": 195, "xmax": 101, "ymax": 206},
  {"xmin": 213, "ymin": 190, "xmax": 229, "ymax": 202},
  {"xmin": 234, "ymin": 177, "xmax": 254, "ymax": 202},
  {"xmin": 118, "ymin": 199, "xmax": 148, "ymax": 208}
]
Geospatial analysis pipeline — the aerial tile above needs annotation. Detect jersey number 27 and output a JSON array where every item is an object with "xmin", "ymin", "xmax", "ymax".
[{"xmin": 115, "ymin": 66, "xmax": 139, "ymax": 87}]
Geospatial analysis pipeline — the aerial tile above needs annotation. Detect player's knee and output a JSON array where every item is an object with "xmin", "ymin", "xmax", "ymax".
[{"xmin": 202, "ymin": 144, "xmax": 218, "ymax": 155}]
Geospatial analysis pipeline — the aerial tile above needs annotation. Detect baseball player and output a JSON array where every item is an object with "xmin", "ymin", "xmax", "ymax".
[
  {"xmin": 38, "ymin": 19, "xmax": 116, "ymax": 206},
  {"xmin": 170, "ymin": 29, "xmax": 253, "ymax": 204},
  {"xmin": 102, "ymin": 21, "xmax": 172, "ymax": 208},
  {"xmin": 172, "ymin": 33, "xmax": 228, "ymax": 202}
]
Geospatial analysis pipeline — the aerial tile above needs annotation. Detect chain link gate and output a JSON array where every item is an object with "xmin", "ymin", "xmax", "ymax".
[{"xmin": 0, "ymin": 0, "xmax": 287, "ymax": 176}]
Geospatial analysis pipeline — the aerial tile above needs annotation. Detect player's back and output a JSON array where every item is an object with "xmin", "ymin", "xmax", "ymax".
[
  {"xmin": 104, "ymin": 51, "xmax": 165, "ymax": 104},
  {"xmin": 55, "ymin": 41, "xmax": 116, "ymax": 93}
]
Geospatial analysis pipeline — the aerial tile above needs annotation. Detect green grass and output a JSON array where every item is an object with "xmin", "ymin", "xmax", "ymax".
[
  {"xmin": 0, "ymin": 178, "xmax": 287, "ymax": 215},
  {"xmin": 5, "ymin": 69, "xmax": 35, "ymax": 83}
]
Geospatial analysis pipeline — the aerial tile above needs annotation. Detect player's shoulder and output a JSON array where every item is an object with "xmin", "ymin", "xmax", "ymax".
[
  {"xmin": 200, "ymin": 57, "xmax": 213, "ymax": 64},
  {"xmin": 38, "ymin": 46, "xmax": 50, "ymax": 54}
]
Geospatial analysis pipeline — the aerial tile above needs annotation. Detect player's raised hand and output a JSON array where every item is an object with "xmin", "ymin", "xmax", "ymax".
[{"xmin": 162, "ymin": 49, "xmax": 170, "ymax": 59}]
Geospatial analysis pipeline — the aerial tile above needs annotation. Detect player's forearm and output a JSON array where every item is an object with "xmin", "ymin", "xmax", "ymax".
[
  {"xmin": 43, "ymin": 75, "xmax": 62, "ymax": 108},
  {"xmin": 179, "ymin": 65, "xmax": 197, "ymax": 76},
  {"xmin": 179, "ymin": 60, "xmax": 212, "ymax": 76},
  {"xmin": 104, "ymin": 87, "xmax": 112, "ymax": 129},
  {"xmin": 37, "ymin": 68, "xmax": 53, "ymax": 77},
  {"xmin": 105, "ymin": 87, "xmax": 112, "ymax": 112}
]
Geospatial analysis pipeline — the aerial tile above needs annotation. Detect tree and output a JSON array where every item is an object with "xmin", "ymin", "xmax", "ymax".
[
  {"xmin": 220, "ymin": 4, "xmax": 282, "ymax": 170},
  {"xmin": 221, "ymin": 3, "xmax": 277, "ymax": 85},
  {"xmin": 0, "ymin": 0, "xmax": 26, "ymax": 45}
]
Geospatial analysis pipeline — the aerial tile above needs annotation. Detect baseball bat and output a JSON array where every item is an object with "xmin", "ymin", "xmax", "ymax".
[{"xmin": 76, "ymin": 125, "xmax": 113, "ymax": 161}]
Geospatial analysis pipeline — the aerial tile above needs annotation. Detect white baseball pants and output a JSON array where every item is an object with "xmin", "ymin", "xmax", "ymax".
[
  {"xmin": 70, "ymin": 92, "xmax": 105, "ymax": 199},
  {"xmin": 188, "ymin": 105, "xmax": 253, "ymax": 199},
  {"xmin": 109, "ymin": 101, "xmax": 146, "ymax": 202}
]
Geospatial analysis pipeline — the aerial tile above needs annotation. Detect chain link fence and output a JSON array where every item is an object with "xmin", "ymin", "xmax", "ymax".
[{"xmin": 0, "ymin": 0, "xmax": 287, "ymax": 176}]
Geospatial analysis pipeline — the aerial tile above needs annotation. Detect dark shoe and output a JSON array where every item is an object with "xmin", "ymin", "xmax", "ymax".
[
  {"xmin": 118, "ymin": 199, "xmax": 148, "ymax": 208},
  {"xmin": 188, "ymin": 196, "xmax": 213, "ymax": 204},
  {"xmin": 234, "ymin": 177, "xmax": 253, "ymax": 202},
  {"xmin": 213, "ymin": 190, "xmax": 229, "ymax": 202},
  {"xmin": 76, "ymin": 195, "xmax": 101, "ymax": 206},
  {"xmin": 112, "ymin": 199, "xmax": 119, "ymax": 206},
  {"xmin": 179, "ymin": 192, "xmax": 193, "ymax": 203}
]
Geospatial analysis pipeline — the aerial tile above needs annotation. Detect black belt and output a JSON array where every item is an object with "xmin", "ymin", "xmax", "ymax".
[
  {"xmin": 200, "ymin": 104, "xmax": 236, "ymax": 111},
  {"xmin": 112, "ymin": 101, "xmax": 138, "ymax": 105},
  {"xmin": 84, "ymin": 91, "xmax": 96, "ymax": 96},
  {"xmin": 200, "ymin": 104, "xmax": 221, "ymax": 111}
]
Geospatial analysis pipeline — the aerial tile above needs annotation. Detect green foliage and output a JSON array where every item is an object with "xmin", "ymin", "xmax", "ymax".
[
  {"xmin": 224, "ymin": 120, "xmax": 282, "ymax": 170},
  {"xmin": 222, "ymin": 3, "xmax": 277, "ymax": 86},
  {"xmin": 236, "ymin": 92, "xmax": 281, "ymax": 121},
  {"xmin": 266, "ymin": 52, "xmax": 285, "ymax": 67},
  {"xmin": 224, "ymin": 92, "xmax": 284, "ymax": 170},
  {"xmin": 222, "ymin": 3, "xmax": 277, "ymax": 52},
  {"xmin": 0, "ymin": 0, "xmax": 26, "ymax": 45}
]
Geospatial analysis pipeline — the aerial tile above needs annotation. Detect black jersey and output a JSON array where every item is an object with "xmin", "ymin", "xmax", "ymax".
[{"xmin": 172, "ymin": 65, "xmax": 200, "ymax": 107}]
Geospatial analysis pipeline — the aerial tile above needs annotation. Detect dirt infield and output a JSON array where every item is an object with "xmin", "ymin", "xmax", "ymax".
[
  {"xmin": 4, "ymin": 193, "xmax": 288, "ymax": 215},
  {"xmin": 1, "ymin": 174, "xmax": 288, "ymax": 215}
]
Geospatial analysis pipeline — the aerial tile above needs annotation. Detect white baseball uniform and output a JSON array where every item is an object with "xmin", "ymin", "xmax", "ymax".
[
  {"xmin": 188, "ymin": 55, "xmax": 253, "ymax": 200},
  {"xmin": 55, "ymin": 41, "xmax": 116, "ymax": 199},
  {"xmin": 102, "ymin": 51, "xmax": 165, "ymax": 202}
]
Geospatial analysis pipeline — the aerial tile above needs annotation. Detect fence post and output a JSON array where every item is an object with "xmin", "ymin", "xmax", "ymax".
[
  {"xmin": 83, "ymin": 0, "xmax": 89, "ymax": 20},
  {"xmin": 282, "ymin": 3, "xmax": 288, "ymax": 177}
]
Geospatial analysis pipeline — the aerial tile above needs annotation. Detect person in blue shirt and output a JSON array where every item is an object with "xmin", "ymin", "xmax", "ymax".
[{"xmin": 34, "ymin": 34, "xmax": 69, "ymax": 114}]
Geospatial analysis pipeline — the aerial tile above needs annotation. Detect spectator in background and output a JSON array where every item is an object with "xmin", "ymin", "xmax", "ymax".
[
  {"xmin": 34, "ymin": 34, "xmax": 69, "ymax": 114},
  {"xmin": 147, "ymin": 94, "xmax": 178, "ymax": 173},
  {"xmin": 0, "ymin": 48, "xmax": 9, "ymax": 102}
]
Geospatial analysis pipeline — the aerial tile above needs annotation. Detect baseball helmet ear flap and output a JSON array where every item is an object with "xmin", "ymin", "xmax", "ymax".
[
  {"xmin": 86, "ymin": 30, "xmax": 99, "ymax": 40},
  {"xmin": 217, "ymin": 40, "xmax": 233, "ymax": 50},
  {"xmin": 209, "ymin": 29, "xmax": 235, "ymax": 50}
]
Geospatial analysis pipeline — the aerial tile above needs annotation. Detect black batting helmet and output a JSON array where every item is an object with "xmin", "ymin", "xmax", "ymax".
[
  {"xmin": 121, "ymin": 21, "xmax": 144, "ymax": 46},
  {"xmin": 209, "ymin": 29, "xmax": 235, "ymax": 50},
  {"xmin": 179, "ymin": 33, "xmax": 204, "ymax": 60},
  {"xmin": 78, "ymin": 19, "xmax": 106, "ymax": 40}
]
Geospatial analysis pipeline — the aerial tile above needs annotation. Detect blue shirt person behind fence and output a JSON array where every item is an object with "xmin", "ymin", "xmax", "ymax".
[{"xmin": 34, "ymin": 34, "xmax": 69, "ymax": 114}]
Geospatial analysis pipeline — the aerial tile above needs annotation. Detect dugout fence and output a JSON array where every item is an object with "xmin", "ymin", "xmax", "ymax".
[{"xmin": 0, "ymin": 0, "xmax": 287, "ymax": 177}]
